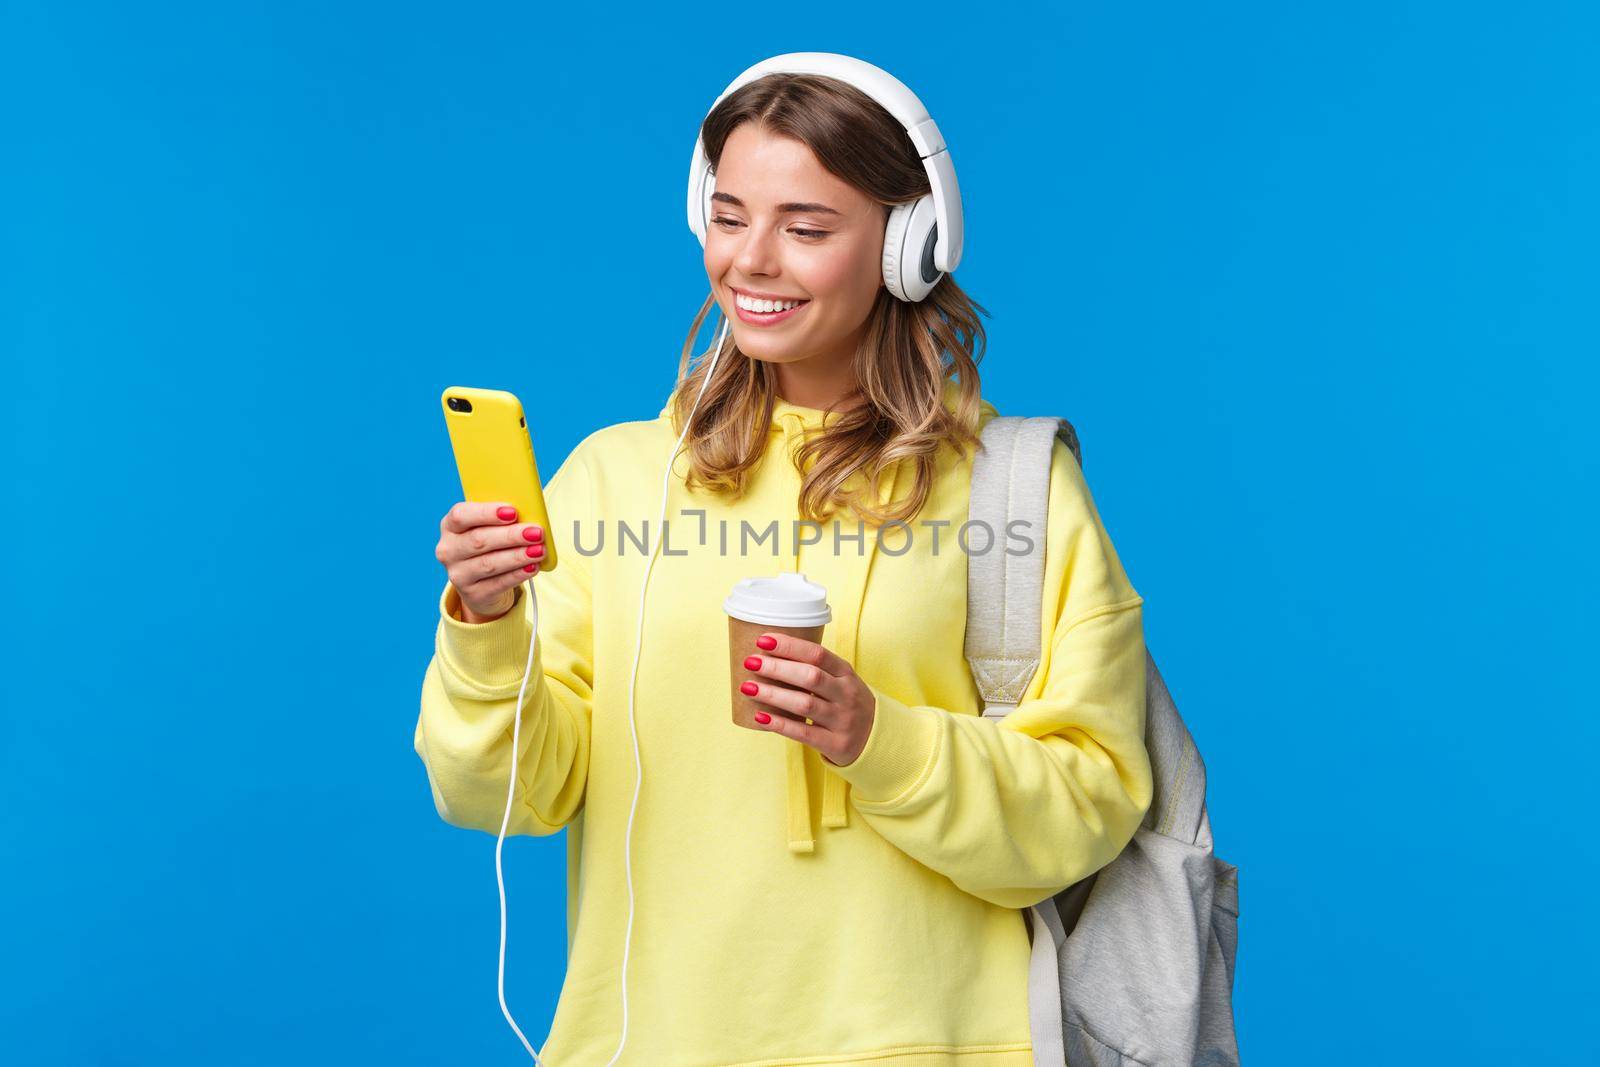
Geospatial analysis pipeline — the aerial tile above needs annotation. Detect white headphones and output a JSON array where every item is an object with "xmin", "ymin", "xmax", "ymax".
[
  {"xmin": 502, "ymin": 54, "xmax": 965, "ymax": 1066},
  {"xmin": 686, "ymin": 51, "xmax": 965, "ymax": 303}
]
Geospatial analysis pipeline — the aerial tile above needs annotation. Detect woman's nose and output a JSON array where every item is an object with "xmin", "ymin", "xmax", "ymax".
[{"xmin": 734, "ymin": 225, "xmax": 780, "ymax": 277}]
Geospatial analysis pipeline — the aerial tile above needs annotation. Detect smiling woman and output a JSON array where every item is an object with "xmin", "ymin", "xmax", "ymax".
[
  {"xmin": 414, "ymin": 53, "xmax": 1154, "ymax": 1067},
  {"xmin": 675, "ymin": 70, "xmax": 993, "ymax": 529}
]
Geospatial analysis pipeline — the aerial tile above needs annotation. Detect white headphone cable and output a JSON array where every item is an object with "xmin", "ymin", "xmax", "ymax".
[{"xmin": 493, "ymin": 312, "xmax": 733, "ymax": 1064}]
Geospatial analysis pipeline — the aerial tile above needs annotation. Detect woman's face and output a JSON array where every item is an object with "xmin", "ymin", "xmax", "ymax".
[{"xmin": 704, "ymin": 123, "xmax": 886, "ymax": 376}]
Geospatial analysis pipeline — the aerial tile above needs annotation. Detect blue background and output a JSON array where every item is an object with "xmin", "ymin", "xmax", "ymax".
[{"xmin": 4, "ymin": 2, "xmax": 1595, "ymax": 1063}]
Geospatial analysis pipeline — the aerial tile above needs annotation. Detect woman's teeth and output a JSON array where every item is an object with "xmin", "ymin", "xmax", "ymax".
[{"xmin": 735, "ymin": 293, "xmax": 807, "ymax": 313}]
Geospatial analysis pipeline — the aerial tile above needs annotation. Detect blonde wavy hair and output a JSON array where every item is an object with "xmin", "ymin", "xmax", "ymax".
[{"xmin": 670, "ymin": 72, "xmax": 991, "ymax": 527}]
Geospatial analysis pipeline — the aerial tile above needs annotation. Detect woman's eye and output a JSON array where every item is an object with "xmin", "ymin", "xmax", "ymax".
[{"xmin": 711, "ymin": 217, "xmax": 828, "ymax": 239}]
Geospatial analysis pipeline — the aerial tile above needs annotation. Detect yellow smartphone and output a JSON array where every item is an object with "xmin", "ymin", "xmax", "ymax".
[{"xmin": 440, "ymin": 385, "xmax": 558, "ymax": 572}]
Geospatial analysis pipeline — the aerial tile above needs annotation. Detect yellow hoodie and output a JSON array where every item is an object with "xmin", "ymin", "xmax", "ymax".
[{"xmin": 415, "ymin": 378, "xmax": 1152, "ymax": 1065}]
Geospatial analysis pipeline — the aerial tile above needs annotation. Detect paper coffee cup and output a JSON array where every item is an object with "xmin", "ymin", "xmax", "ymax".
[{"xmin": 724, "ymin": 572, "xmax": 831, "ymax": 729}]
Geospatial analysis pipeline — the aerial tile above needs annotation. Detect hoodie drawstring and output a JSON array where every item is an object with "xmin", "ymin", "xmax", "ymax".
[{"xmin": 775, "ymin": 409, "xmax": 902, "ymax": 853}]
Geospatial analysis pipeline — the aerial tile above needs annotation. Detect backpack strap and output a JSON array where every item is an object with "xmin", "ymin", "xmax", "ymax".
[
  {"xmin": 964, "ymin": 416, "xmax": 1081, "ymax": 720},
  {"xmin": 965, "ymin": 415, "xmax": 1210, "ymax": 845},
  {"xmin": 1143, "ymin": 654, "xmax": 1208, "ymax": 843}
]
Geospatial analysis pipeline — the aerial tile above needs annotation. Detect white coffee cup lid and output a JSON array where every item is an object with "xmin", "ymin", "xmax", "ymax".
[{"xmin": 723, "ymin": 571, "xmax": 832, "ymax": 627}]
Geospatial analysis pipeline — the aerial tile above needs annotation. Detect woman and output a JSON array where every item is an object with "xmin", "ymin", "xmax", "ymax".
[{"xmin": 417, "ymin": 68, "xmax": 1152, "ymax": 1066}]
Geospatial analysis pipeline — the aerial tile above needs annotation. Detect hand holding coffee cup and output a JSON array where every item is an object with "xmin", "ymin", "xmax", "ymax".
[{"xmin": 724, "ymin": 572, "xmax": 878, "ymax": 767}]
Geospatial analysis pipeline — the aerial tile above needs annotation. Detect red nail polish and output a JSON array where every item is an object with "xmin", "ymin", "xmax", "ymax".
[
  {"xmin": 523, "ymin": 563, "xmax": 536, "ymax": 572},
  {"xmin": 497, "ymin": 506, "xmax": 518, "ymax": 521},
  {"xmin": 740, "ymin": 681, "xmax": 759, "ymax": 696},
  {"xmin": 522, "ymin": 526, "xmax": 541, "ymax": 542},
  {"xmin": 755, "ymin": 712, "xmax": 771, "ymax": 724},
  {"xmin": 756, "ymin": 635, "xmax": 777, "ymax": 650},
  {"xmin": 744, "ymin": 656, "xmax": 762, "ymax": 670}
]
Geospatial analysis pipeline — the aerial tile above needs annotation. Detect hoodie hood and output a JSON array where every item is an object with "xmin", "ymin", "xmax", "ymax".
[{"xmin": 656, "ymin": 378, "xmax": 998, "ymax": 852}]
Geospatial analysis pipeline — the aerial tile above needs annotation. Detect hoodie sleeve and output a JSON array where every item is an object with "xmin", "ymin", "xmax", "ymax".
[
  {"xmin": 413, "ymin": 443, "xmax": 596, "ymax": 837},
  {"xmin": 828, "ymin": 437, "xmax": 1153, "ymax": 910}
]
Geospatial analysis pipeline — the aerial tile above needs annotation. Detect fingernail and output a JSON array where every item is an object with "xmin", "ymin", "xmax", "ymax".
[
  {"xmin": 523, "ymin": 563, "xmax": 536, "ymax": 572},
  {"xmin": 740, "ymin": 681, "xmax": 759, "ymax": 696},
  {"xmin": 744, "ymin": 656, "xmax": 762, "ymax": 670},
  {"xmin": 754, "ymin": 712, "xmax": 771, "ymax": 724},
  {"xmin": 525, "ymin": 545, "xmax": 542, "ymax": 557},
  {"xmin": 522, "ymin": 526, "xmax": 541, "ymax": 542},
  {"xmin": 497, "ymin": 506, "xmax": 518, "ymax": 521},
  {"xmin": 756, "ymin": 635, "xmax": 777, "ymax": 650}
]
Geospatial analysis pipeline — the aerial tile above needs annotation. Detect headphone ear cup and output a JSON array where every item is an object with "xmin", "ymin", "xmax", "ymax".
[
  {"xmin": 695, "ymin": 163, "xmax": 716, "ymax": 247},
  {"xmin": 881, "ymin": 195, "xmax": 943, "ymax": 302},
  {"xmin": 882, "ymin": 201, "xmax": 911, "ymax": 301}
]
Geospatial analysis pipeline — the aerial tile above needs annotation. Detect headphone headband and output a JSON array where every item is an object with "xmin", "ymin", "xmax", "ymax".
[{"xmin": 685, "ymin": 52, "xmax": 964, "ymax": 292}]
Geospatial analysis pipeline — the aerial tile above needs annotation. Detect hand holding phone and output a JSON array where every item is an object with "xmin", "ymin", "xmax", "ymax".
[
  {"xmin": 438, "ymin": 386, "xmax": 557, "ymax": 622},
  {"xmin": 436, "ymin": 502, "xmax": 546, "ymax": 621}
]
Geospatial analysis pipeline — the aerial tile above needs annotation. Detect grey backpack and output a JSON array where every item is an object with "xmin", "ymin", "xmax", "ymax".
[{"xmin": 964, "ymin": 416, "xmax": 1241, "ymax": 1067}]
